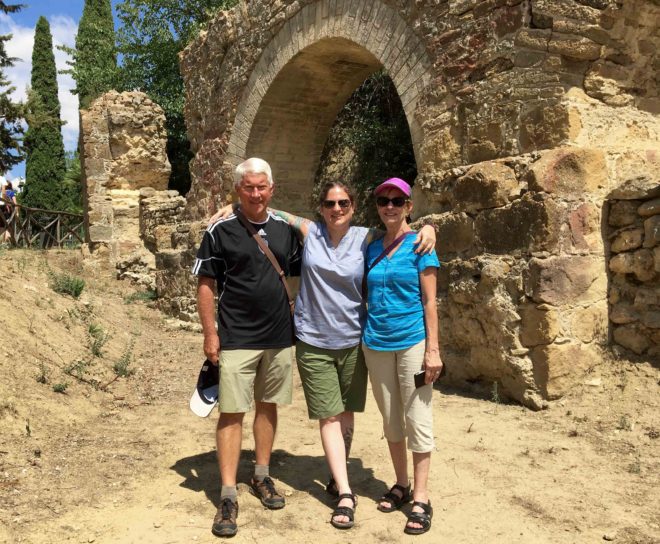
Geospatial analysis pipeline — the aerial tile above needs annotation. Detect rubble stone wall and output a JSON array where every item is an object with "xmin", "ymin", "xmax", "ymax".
[
  {"xmin": 142, "ymin": 0, "xmax": 660, "ymax": 407},
  {"xmin": 607, "ymin": 181, "xmax": 660, "ymax": 359}
]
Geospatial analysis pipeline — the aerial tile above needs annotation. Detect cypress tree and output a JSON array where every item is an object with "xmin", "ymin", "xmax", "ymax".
[
  {"xmin": 22, "ymin": 16, "xmax": 66, "ymax": 210},
  {"xmin": 69, "ymin": 0, "xmax": 117, "ymax": 108},
  {"xmin": 0, "ymin": 2, "xmax": 25, "ymax": 173}
]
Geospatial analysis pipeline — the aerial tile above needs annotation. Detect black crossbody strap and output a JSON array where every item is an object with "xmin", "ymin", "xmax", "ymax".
[{"xmin": 235, "ymin": 209, "xmax": 295, "ymax": 316}]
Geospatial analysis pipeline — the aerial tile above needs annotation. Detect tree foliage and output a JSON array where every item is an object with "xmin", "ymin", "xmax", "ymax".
[
  {"xmin": 116, "ymin": 0, "xmax": 238, "ymax": 194},
  {"xmin": 21, "ymin": 16, "xmax": 66, "ymax": 210},
  {"xmin": 63, "ymin": 0, "xmax": 118, "ymax": 109},
  {"xmin": 314, "ymin": 71, "xmax": 417, "ymax": 228},
  {"xmin": 0, "ymin": 1, "xmax": 25, "ymax": 173}
]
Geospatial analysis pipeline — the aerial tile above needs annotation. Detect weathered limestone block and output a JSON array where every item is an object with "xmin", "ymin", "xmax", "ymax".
[
  {"xmin": 610, "ymin": 228, "xmax": 644, "ymax": 253},
  {"xmin": 607, "ymin": 176, "xmax": 660, "ymax": 200},
  {"xmin": 608, "ymin": 200, "xmax": 641, "ymax": 227},
  {"xmin": 570, "ymin": 303, "xmax": 608, "ymax": 343},
  {"xmin": 527, "ymin": 255, "xmax": 604, "ymax": 305},
  {"xmin": 639, "ymin": 198, "xmax": 660, "ymax": 217},
  {"xmin": 613, "ymin": 324, "xmax": 651, "ymax": 354},
  {"xmin": 568, "ymin": 201, "xmax": 601, "ymax": 252},
  {"xmin": 643, "ymin": 215, "xmax": 660, "ymax": 248},
  {"xmin": 531, "ymin": 342, "xmax": 600, "ymax": 399},
  {"xmin": 519, "ymin": 102, "xmax": 571, "ymax": 152},
  {"xmin": 454, "ymin": 162, "xmax": 521, "ymax": 213},
  {"xmin": 548, "ymin": 33, "xmax": 601, "ymax": 61},
  {"xmin": 611, "ymin": 303, "xmax": 640, "ymax": 324},
  {"xmin": 631, "ymin": 249, "xmax": 656, "ymax": 281},
  {"xmin": 527, "ymin": 147, "xmax": 607, "ymax": 198},
  {"xmin": 641, "ymin": 311, "xmax": 660, "ymax": 329},
  {"xmin": 519, "ymin": 304, "xmax": 559, "ymax": 346},
  {"xmin": 475, "ymin": 193, "xmax": 562, "ymax": 254},
  {"xmin": 415, "ymin": 212, "xmax": 474, "ymax": 256},
  {"xmin": 609, "ymin": 252, "xmax": 634, "ymax": 274}
]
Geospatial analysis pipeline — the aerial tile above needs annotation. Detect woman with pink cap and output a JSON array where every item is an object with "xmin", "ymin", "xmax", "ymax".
[{"xmin": 362, "ymin": 177, "xmax": 442, "ymax": 535}]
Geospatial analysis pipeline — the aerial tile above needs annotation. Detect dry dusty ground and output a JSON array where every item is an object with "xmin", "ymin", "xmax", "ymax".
[{"xmin": 0, "ymin": 249, "xmax": 658, "ymax": 544}]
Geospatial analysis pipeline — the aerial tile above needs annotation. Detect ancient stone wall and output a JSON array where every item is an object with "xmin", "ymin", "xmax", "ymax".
[
  {"xmin": 607, "ymin": 179, "xmax": 660, "ymax": 359},
  {"xmin": 80, "ymin": 91, "xmax": 175, "ymax": 285},
  {"xmin": 146, "ymin": 0, "xmax": 660, "ymax": 408}
]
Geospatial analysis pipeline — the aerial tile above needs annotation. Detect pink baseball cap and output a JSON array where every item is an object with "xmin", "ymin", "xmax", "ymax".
[{"xmin": 374, "ymin": 177, "xmax": 412, "ymax": 197}]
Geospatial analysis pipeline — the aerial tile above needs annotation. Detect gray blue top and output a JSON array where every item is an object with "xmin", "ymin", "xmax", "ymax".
[
  {"xmin": 294, "ymin": 222, "xmax": 369, "ymax": 349},
  {"xmin": 363, "ymin": 235, "xmax": 440, "ymax": 351}
]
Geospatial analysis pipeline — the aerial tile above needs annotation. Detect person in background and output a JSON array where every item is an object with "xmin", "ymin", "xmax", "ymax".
[{"xmin": 361, "ymin": 177, "xmax": 441, "ymax": 536}]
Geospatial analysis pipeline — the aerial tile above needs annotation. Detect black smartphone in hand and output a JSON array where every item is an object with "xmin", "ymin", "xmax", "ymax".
[{"xmin": 414, "ymin": 370, "xmax": 426, "ymax": 389}]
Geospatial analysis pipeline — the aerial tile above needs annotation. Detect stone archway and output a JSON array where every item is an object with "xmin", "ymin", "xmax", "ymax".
[
  {"xmin": 223, "ymin": 2, "xmax": 431, "ymax": 214},
  {"xmin": 163, "ymin": 0, "xmax": 660, "ymax": 408}
]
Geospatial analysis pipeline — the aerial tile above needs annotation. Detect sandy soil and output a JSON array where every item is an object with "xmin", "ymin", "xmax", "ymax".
[{"xmin": 0, "ymin": 249, "xmax": 658, "ymax": 544}]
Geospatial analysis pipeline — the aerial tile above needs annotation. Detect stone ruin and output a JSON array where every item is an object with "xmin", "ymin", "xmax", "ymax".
[
  {"xmin": 80, "ymin": 90, "xmax": 185, "ymax": 287},
  {"xmin": 79, "ymin": 0, "xmax": 659, "ymax": 409}
]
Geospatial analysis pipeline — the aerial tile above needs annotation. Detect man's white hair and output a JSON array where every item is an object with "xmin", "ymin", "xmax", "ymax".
[{"xmin": 234, "ymin": 157, "xmax": 273, "ymax": 188}]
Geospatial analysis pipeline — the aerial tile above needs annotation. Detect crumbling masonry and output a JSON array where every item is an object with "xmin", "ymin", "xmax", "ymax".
[{"xmin": 80, "ymin": 0, "xmax": 659, "ymax": 408}]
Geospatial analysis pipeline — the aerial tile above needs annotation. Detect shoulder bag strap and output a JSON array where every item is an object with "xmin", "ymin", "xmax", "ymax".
[
  {"xmin": 367, "ymin": 231, "xmax": 416, "ymax": 273},
  {"xmin": 235, "ymin": 209, "xmax": 295, "ymax": 316}
]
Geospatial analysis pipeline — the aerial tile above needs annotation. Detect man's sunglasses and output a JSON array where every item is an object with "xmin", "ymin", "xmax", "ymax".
[
  {"xmin": 322, "ymin": 199, "xmax": 352, "ymax": 209},
  {"xmin": 376, "ymin": 196, "xmax": 408, "ymax": 207}
]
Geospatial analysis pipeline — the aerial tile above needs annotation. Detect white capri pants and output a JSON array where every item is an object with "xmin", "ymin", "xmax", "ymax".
[{"xmin": 362, "ymin": 340, "xmax": 434, "ymax": 453}]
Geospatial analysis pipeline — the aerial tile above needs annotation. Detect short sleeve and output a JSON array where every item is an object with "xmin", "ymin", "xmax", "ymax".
[
  {"xmin": 192, "ymin": 228, "xmax": 225, "ymax": 278},
  {"xmin": 417, "ymin": 249, "xmax": 440, "ymax": 273}
]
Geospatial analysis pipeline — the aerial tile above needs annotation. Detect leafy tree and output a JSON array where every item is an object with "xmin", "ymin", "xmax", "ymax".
[
  {"xmin": 62, "ymin": 0, "xmax": 118, "ymax": 109},
  {"xmin": 21, "ymin": 16, "xmax": 66, "ymax": 210},
  {"xmin": 315, "ymin": 71, "xmax": 417, "ymax": 227},
  {"xmin": 0, "ymin": 1, "xmax": 25, "ymax": 173},
  {"xmin": 116, "ymin": 0, "xmax": 238, "ymax": 195},
  {"xmin": 61, "ymin": 150, "xmax": 82, "ymax": 213}
]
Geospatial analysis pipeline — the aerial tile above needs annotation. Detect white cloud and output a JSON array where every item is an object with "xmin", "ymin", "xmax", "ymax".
[{"xmin": 1, "ymin": 13, "xmax": 79, "ymax": 151}]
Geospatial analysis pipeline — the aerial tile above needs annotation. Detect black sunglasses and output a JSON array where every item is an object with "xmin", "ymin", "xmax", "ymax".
[
  {"xmin": 376, "ymin": 196, "xmax": 408, "ymax": 207},
  {"xmin": 322, "ymin": 199, "xmax": 352, "ymax": 209}
]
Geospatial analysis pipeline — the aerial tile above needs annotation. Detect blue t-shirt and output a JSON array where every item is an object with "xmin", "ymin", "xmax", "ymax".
[
  {"xmin": 363, "ymin": 234, "xmax": 439, "ymax": 351},
  {"xmin": 294, "ymin": 222, "xmax": 369, "ymax": 349}
]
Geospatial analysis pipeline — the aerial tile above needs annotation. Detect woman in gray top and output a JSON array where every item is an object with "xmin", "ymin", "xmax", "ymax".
[{"xmin": 210, "ymin": 181, "xmax": 435, "ymax": 529}]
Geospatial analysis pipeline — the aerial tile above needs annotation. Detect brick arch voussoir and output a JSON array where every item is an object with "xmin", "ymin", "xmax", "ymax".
[{"xmin": 227, "ymin": 0, "xmax": 432, "ymax": 168}]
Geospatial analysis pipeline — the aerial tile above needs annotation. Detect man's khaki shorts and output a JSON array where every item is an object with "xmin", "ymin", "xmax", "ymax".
[{"xmin": 219, "ymin": 347, "xmax": 294, "ymax": 413}]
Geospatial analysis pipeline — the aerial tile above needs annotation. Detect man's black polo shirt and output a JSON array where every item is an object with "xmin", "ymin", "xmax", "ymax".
[{"xmin": 193, "ymin": 212, "xmax": 301, "ymax": 349}]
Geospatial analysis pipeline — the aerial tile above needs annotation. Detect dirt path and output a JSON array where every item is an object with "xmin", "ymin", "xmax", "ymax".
[{"xmin": 1, "ymin": 250, "xmax": 658, "ymax": 544}]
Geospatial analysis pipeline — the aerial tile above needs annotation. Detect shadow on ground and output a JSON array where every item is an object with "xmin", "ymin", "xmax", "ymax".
[{"xmin": 171, "ymin": 448, "xmax": 388, "ymax": 508}]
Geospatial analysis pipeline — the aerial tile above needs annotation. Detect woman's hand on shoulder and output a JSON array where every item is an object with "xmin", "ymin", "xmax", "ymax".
[
  {"xmin": 413, "ymin": 224, "xmax": 436, "ymax": 255},
  {"xmin": 207, "ymin": 204, "xmax": 234, "ymax": 226}
]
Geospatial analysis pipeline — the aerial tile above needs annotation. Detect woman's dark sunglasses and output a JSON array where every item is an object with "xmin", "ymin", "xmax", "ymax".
[
  {"xmin": 376, "ymin": 196, "xmax": 408, "ymax": 207},
  {"xmin": 322, "ymin": 199, "xmax": 352, "ymax": 209}
]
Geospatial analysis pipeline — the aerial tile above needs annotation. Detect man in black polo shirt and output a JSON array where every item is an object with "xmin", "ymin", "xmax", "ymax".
[{"xmin": 193, "ymin": 157, "xmax": 301, "ymax": 538}]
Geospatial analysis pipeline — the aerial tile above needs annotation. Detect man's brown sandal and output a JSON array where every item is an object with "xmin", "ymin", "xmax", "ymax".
[
  {"xmin": 404, "ymin": 500, "xmax": 433, "ymax": 535},
  {"xmin": 250, "ymin": 476, "xmax": 285, "ymax": 509},
  {"xmin": 377, "ymin": 483, "xmax": 412, "ymax": 513},
  {"xmin": 212, "ymin": 498, "xmax": 238, "ymax": 538},
  {"xmin": 330, "ymin": 493, "xmax": 357, "ymax": 530}
]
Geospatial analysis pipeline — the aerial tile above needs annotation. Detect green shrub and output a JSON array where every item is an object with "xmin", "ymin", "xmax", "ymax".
[
  {"xmin": 52, "ymin": 382, "xmax": 68, "ymax": 393},
  {"xmin": 124, "ymin": 289, "xmax": 157, "ymax": 304},
  {"xmin": 50, "ymin": 272, "xmax": 85, "ymax": 298}
]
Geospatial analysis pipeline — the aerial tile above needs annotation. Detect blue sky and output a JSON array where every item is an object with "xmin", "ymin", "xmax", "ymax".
[{"xmin": 1, "ymin": 1, "xmax": 121, "ymax": 180}]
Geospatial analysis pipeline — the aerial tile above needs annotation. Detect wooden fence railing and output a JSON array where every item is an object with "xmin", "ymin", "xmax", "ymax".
[{"xmin": 0, "ymin": 197, "xmax": 85, "ymax": 248}]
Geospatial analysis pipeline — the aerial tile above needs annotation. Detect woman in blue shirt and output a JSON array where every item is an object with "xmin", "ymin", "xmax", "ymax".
[
  {"xmin": 362, "ymin": 177, "xmax": 442, "ymax": 536},
  {"xmin": 209, "ymin": 182, "xmax": 436, "ymax": 529}
]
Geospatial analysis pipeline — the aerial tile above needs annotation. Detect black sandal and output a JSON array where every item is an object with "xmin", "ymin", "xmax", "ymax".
[
  {"xmin": 404, "ymin": 501, "xmax": 433, "ymax": 535},
  {"xmin": 377, "ymin": 483, "xmax": 412, "ymax": 513},
  {"xmin": 330, "ymin": 493, "xmax": 356, "ymax": 530}
]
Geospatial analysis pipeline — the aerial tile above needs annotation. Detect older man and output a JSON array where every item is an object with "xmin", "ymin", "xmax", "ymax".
[{"xmin": 193, "ymin": 158, "xmax": 301, "ymax": 538}]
